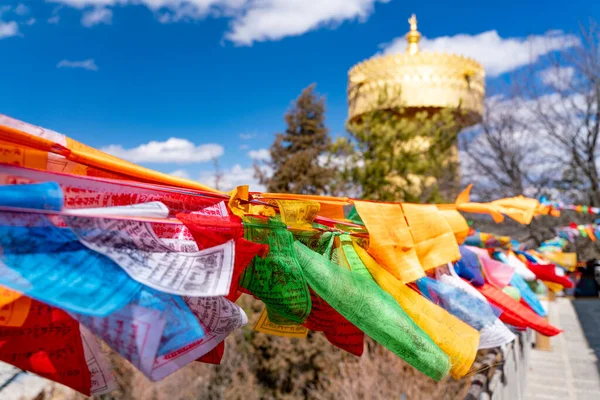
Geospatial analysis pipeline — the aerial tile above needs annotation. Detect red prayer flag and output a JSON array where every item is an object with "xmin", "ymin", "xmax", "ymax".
[
  {"xmin": 0, "ymin": 299, "xmax": 91, "ymax": 395},
  {"xmin": 475, "ymin": 283, "xmax": 561, "ymax": 337}
]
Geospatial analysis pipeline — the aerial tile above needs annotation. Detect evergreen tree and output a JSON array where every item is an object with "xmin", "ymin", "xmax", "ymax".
[
  {"xmin": 335, "ymin": 89, "xmax": 462, "ymax": 203},
  {"xmin": 256, "ymin": 84, "xmax": 333, "ymax": 194}
]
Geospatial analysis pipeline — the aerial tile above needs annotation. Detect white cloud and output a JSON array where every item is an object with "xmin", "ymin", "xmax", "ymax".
[
  {"xmin": 50, "ymin": 0, "xmax": 386, "ymax": 45},
  {"xmin": 48, "ymin": 15, "xmax": 60, "ymax": 24},
  {"xmin": 101, "ymin": 138, "xmax": 224, "ymax": 164},
  {"xmin": 0, "ymin": 21, "xmax": 18, "ymax": 39},
  {"xmin": 81, "ymin": 7, "xmax": 112, "ymax": 27},
  {"xmin": 169, "ymin": 169, "xmax": 191, "ymax": 179},
  {"xmin": 248, "ymin": 148, "xmax": 270, "ymax": 161},
  {"xmin": 25, "ymin": 18, "xmax": 36, "ymax": 26},
  {"xmin": 538, "ymin": 66, "xmax": 575, "ymax": 91},
  {"xmin": 14, "ymin": 4, "xmax": 29, "ymax": 16},
  {"xmin": 225, "ymin": 0, "xmax": 388, "ymax": 45},
  {"xmin": 382, "ymin": 30, "xmax": 580, "ymax": 77},
  {"xmin": 57, "ymin": 59, "xmax": 99, "ymax": 71},
  {"xmin": 199, "ymin": 163, "xmax": 266, "ymax": 192},
  {"xmin": 239, "ymin": 144, "xmax": 249, "ymax": 150},
  {"xmin": 239, "ymin": 133, "xmax": 254, "ymax": 140}
]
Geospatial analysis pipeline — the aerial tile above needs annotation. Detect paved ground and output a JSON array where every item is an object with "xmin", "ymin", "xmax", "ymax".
[
  {"xmin": 0, "ymin": 362, "xmax": 49, "ymax": 400},
  {"xmin": 525, "ymin": 298, "xmax": 600, "ymax": 400}
]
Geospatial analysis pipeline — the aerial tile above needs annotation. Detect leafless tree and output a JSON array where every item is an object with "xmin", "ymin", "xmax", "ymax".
[
  {"xmin": 460, "ymin": 96, "xmax": 556, "ymax": 201},
  {"xmin": 463, "ymin": 20, "xmax": 599, "ymax": 205},
  {"xmin": 212, "ymin": 155, "xmax": 223, "ymax": 191},
  {"xmin": 517, "ymin": 20, "xmax": 600, "ymax": 205}
]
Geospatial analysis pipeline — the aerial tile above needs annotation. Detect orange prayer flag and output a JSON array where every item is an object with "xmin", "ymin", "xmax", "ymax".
[
  {"xmin": 490, "ymin": 195, "xmax": 539, "ymax": 225},
  {"xmin": 0, "ymin": 288, "xmax": 31, "ymax": 327},
  {"xmin": 586, "ymin": 226, "xmax": 597, "ymax": 242},
  {"xmin": 353, "ymin": 200, "xmax": 424, "ymax": 283},
  {"xmin": 0, "ymin": 115, "xmax": 224, "ymax": 193},
  {"xmin": 455, "ymin": 185, "xmax": 505, "ymax": 223},
  {"xmin": 437, "ymin": 208, "xmax": 470, "ymax": 244},
  {"xmin": 402, "ymin": 204, "xmax": 461, "ymax": 269}
]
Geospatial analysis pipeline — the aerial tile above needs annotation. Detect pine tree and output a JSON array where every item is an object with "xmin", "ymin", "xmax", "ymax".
[{"xmin": 256, "ymin": 84, "xmax": 333, "ymax": 194}]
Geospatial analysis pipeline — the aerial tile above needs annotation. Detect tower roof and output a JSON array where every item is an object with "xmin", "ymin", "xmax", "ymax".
[{"xmin": 347, "ymin": 15, "xmax": 486, "ymax": 125}]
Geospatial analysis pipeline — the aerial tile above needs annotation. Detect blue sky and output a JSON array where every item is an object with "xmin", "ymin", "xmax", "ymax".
[{"xmin": 0, "ymin": 0, "xmax": 597, "ymax": 190}]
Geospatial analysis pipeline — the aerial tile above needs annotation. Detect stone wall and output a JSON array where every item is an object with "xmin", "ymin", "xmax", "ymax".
[{"xmin": 464, "ymin": 330, "xmax": 534, "ymax": 400}]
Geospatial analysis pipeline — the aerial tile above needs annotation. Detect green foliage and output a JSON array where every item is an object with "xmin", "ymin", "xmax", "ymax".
[
  {"xmin": 336, "ymin": 90, "xmax": 462, "ymax": 203},
  {"xmin": 256, "ymin": 84, "xmax": 333, "ymax": 195}
]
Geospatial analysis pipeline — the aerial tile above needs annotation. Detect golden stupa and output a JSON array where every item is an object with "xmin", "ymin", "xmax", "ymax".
[{"xmin": 347, "ymin": 14, "xmax": 485, "ymax": 124}]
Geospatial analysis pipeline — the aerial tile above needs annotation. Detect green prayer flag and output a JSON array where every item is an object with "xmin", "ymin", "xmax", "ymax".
[
  {"xmin": 294, "ymin": 241, "xmax": 451, "ymax": 381},
  {"xmin": 240, "ymin": 218, "xmax": 311, "ymax": 324}
]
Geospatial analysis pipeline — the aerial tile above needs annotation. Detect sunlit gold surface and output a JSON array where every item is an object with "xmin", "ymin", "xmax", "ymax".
[{"xmin": 347, "ymin": 15, "xmax": 485, "ymax": 125}]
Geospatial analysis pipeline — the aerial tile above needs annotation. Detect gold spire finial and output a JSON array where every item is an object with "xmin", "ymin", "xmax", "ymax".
[
  {"xmin": 406, "ymin": 14, "xmax": 421, "ymax": 55},
  {"xmin": 408, "ymin": 14, "xmax": 417, "ymax": 32}
]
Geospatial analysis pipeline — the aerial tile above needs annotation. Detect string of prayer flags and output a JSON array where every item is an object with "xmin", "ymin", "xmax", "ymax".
[
  {"xmin": 555, "ymin": 222, "xmax": 600, "ymax": 243},
  {"xmin": 0, "ymin": 113, "xmax": 581, "ymax": 393},
  {"xmin": 0, "ymin": 163, "xmax": 225, "ymax": 215},
  {"xmin": 539, "ymin": 198, "xmax": 600, "ymax": 216}
]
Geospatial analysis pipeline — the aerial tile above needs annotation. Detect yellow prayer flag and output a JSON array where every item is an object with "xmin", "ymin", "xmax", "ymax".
[
  {"xmin": 254, "ymin": 309, "xmax": 309, "ymax": 338},
  {"xmin": 228, "ymin": 185, "xmax": 276, "ymax": 218},
  {"xmin": 353, "ymin": 243, "xmax": 479, "ymax": 379},
  {"xmin": 258, "ymin": 193, "xmax": 350, "ymax": 221},
  {"xmin": 402, "ymin": 204, "xmax": 461, "ymax": 269},
  {"xmin": 353, "ymin": 201, "xmax": 424, "ymax": 283},
  {"xmin": 270, "ymin": 199, "xmax": 320, "ymax": 229},
  {"xmin": 539, "ymin": 252, "xmax": 578, "ymax": 271},
  {"xmin": 543, "ymin": 281, "xmax": 564, "ymax": 293}
]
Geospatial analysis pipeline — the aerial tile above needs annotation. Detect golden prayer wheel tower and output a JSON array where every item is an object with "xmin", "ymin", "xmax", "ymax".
[{"xmin": 347, "ymin": 15, "xmax": 485, "ymax": 125}]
